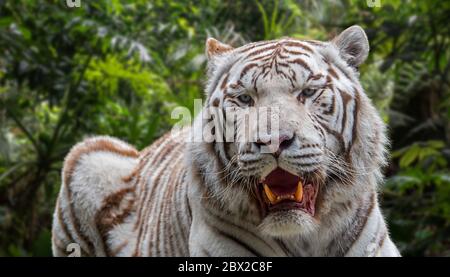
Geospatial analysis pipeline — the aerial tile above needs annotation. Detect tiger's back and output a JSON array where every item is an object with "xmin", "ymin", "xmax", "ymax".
[{"xmin": 52, "ymin": 130, "xmax": 191, "ymax": 257}]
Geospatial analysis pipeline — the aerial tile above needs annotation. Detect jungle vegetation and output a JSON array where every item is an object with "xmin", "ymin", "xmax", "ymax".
[{"xmin": 0, "ymin": 0, "xmax": 449, "ymax": 256}]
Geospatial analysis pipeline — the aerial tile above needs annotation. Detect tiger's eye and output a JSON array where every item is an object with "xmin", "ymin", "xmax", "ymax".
[
  {"xmin": 237, "ymin": 94, "xmax": 253, "ymax": 104},
  {"xmin": 302, "ymin": 88, "xmax": 316, "ymax": 97}
]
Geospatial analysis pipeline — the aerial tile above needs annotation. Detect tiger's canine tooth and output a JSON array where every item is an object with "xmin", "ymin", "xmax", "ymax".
[
  {"xmin": 295, "ymin": 181, "xmax": 303, "ymax": 202},
  {"xmin": 263, "ymin": 184, "xmax": 277, "ymax": 204}
]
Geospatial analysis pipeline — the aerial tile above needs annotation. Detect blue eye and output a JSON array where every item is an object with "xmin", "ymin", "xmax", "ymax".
[
  {"xmin": 238, "ymin": 94, "xmax": 253, "ymax": 104},
  {"xmin": 302, "ymin": 88, "xmax": 316, "ymax": 97}
]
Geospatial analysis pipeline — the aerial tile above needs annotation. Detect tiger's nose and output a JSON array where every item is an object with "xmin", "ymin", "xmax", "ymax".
[{"xmin": 254, "ymin": 133, "xmax": 295, "ymax": 157}]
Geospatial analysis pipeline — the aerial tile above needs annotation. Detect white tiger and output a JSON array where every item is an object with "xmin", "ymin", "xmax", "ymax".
[{"xmin": 52, "ymin": 26, "xmax": 401, "ymax": 257}]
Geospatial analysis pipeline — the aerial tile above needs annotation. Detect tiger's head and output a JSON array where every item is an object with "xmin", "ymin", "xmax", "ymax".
[{"xmin": 189, "ymin": 26, "xmax": 387, "ymax": 238}]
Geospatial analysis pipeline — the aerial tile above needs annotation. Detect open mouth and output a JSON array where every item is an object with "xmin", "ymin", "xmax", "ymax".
[{"xmin": 259, "ymin": 167, "xmax": 319, "ymax": 216}]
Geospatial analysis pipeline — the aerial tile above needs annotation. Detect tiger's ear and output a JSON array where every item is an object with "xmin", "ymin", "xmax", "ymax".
[
  {"xmin": 332, "ymin": 25, "xmax": 369, "ymax": 67},
  {"xmin": 205, "ymin": 38, "xmax": 234, "ymax": 60}
]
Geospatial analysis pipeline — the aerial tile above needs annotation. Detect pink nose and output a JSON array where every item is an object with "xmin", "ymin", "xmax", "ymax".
[{"xmin": 255, "ymin": 134, "xmax": 295, "ymax": 157}]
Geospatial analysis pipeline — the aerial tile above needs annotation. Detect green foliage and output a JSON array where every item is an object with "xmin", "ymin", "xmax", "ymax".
[
  {"xmin": 0, "ymin": 0, "xmax": 449, "ymax": 256},
  {"xmin": 392, "ymin": 140, "xmax": 446, "ymax": 171},
  {"xmin": 385, "ymin": 139, "xmax": 449, "ymax": 256}
]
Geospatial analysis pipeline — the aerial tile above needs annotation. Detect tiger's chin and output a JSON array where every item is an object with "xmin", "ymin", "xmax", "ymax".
[
  {"xmin": 258, "ymin": 209, "xmax": 319, "ymax": 238},
  {"xmin": 255, "ymin": 167, "xmax": 322, "ymax": 238}
]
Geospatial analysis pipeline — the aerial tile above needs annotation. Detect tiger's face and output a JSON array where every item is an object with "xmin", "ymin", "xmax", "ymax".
[{"xmin": 197, "ymin": 26, "xmax": 386, "ymax": 238}]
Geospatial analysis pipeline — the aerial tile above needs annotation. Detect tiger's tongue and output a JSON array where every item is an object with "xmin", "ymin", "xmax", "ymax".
[{"xmin": 264, "ymin": 168, "xmax": 301, "ymax": 195}]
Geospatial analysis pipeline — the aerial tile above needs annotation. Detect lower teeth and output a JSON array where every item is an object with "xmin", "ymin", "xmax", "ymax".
[{"xmin": 263, "ymin": 181, "xmax": 304, "ymax": 205}]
